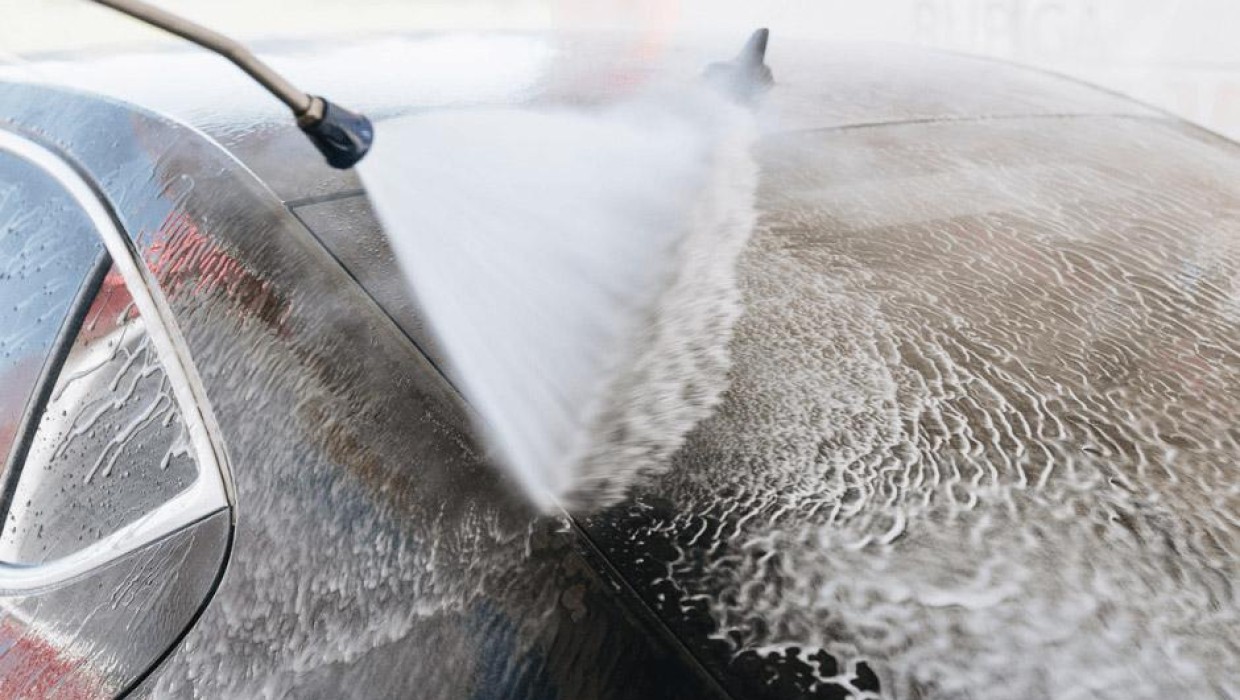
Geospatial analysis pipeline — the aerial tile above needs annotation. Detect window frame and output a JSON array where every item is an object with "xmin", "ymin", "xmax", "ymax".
[{"xmin": 0, "ymin": 127, "xmax": 230, "ymax": 593}]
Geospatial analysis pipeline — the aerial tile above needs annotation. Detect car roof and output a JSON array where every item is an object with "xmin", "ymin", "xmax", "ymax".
[
  {"xmin": 3, "ymin": 32, "xmax": 1238, "ymax": 698},
  {"xmin": 1, "ymin": 32, "xmax": 1158, "ymax": 202}
]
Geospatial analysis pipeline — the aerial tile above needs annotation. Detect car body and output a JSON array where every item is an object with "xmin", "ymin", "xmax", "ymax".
[{"xmin": 0, "ymin": 31, "xmax": 1237, "ymax": 699}]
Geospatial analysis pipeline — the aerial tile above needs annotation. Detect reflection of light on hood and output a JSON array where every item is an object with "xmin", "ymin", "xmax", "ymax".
[{"xmin": 0, "ymin": 35, "xmax": 555, "ymax": 129}]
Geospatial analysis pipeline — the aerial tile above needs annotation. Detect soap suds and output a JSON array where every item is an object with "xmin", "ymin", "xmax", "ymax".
[{"xmin": 587, "ymin": 116, "xmax": 1240, "ymax": 700}]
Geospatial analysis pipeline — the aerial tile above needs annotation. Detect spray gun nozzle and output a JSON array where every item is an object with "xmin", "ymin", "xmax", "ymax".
[
  {"xmin": 298, "ymin": 97, "xmax": 375, "ymax": 170},
  {"xmin": 91, "ymin": 0, "xmax": 373, "ymax": 169}
]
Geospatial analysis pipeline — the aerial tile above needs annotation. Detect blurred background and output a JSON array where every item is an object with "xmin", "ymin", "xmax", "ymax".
[{"xmin": 3, "ymin": 0, "xmax": 1239, "ymax": 140}]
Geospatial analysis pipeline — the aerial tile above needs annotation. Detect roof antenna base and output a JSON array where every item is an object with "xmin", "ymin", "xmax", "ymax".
[{"xmin": 705, "ymin": 28, "xmax": 775, "ymax": 102}]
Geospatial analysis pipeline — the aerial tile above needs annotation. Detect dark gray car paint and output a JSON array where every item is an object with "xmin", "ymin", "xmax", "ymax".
[
  {"xmin": 0, "ymin": 81, "xmax": 727, "ymax": 699},
  {"xmin": 1, "ymin": 32, "xmax": 1237, "ymax": 700}
]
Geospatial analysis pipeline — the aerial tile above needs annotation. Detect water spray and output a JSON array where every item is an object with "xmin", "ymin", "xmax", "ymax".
[
  {"xmin": 90, "ymin": 0, "xmax": 373, "ymax": 169},
  {"xmin": 85, "ymin": 0, "xmax": 776, "ymax": 514},
  {"xmin": 360, "ymin": 34, "xmax": 773, "ymax": 512}
]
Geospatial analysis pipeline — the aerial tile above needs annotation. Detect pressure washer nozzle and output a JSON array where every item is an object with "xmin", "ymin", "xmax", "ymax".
[
  {"xmin": 298, "ymin": 97, "xmax": 375, "ymax": 170},
  {"xmin": 90, "ymin": 0, "xmax": 375, "ymax": 169}
]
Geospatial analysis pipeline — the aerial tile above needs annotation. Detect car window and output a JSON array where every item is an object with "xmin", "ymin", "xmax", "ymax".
[
  {"xmin": 0, "ymin": 149, "xmax": 104, "ymax": 489},
  {"xmin": 0, "ymin": 133, "xmax": 229, "ymax": 570},
  {"xmin": 0, "ymin": 128, "xmax": 232, "ymax": 698},
  {"xmin": 0, "ymin": 264, "xmax": 205, "ymax": 563}
]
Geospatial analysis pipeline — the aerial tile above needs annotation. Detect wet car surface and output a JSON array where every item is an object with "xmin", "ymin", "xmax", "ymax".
[{"xmin": 0, "ymin": 32, "xmax": 1237, "ymax": 699}]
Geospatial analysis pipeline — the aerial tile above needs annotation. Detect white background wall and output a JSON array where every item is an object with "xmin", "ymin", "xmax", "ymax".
[{"xmin": 3, "ymin": 1, "xmax": 1240, "ymax": 139}]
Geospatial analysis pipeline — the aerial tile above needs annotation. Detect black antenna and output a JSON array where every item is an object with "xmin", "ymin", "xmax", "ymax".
[
  {"xmin": 705, "ymin": 28, "xmax": 774, "ymax": 101},
  {"xmin": 90, "ymin": 0, "xmax": 373, "ymax": 169},
  {"xmin": 738, "ymin": 27, "xmax": 771, "ymax": 69}
]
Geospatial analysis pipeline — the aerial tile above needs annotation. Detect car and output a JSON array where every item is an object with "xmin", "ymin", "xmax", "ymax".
[{"xmin": 0, "ymin": 29, "xmax": 1237, "ymax": 700}]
